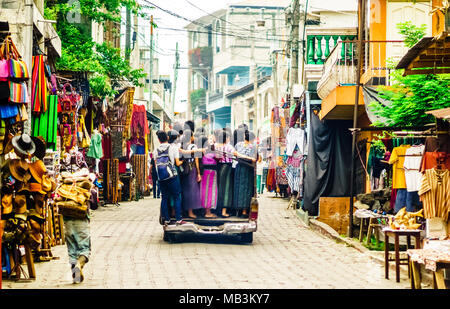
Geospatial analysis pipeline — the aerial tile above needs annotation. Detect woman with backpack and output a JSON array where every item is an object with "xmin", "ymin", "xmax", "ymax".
[{"xmin": 179, "ymin": 129, "xmax": 202, "ymax": 218}]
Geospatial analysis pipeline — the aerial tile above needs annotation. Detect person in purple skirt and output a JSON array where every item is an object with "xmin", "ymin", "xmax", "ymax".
[{"xmin": 179, "ymin": 129, "xmax": 202, "ymax": 218}]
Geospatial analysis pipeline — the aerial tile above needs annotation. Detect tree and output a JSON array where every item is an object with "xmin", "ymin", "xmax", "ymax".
[
  {"xmin": 45, "ymin": 0, "xmax": 149, "ymax": 98},
  {"xmin": 369, "ymin": 22, "xmax": 450, "ymax": 127}
]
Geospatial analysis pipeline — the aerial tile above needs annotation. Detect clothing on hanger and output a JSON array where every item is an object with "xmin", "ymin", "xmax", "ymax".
[
  {"xmin": 286, "ymin": 127, "xmax": 305, "ymax": 156},
  {"xmin": 388, "ymin": 144, "xmax": 411, "ymax": 189},
  {"xmin": 403, "ymin": 144, "xmax": 425, "ymax": 192}
]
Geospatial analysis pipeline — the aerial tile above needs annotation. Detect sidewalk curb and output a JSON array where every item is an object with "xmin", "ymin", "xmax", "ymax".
[{"xmin": 295, "ymin": 208, "xmax": 433, "ymax": 287}]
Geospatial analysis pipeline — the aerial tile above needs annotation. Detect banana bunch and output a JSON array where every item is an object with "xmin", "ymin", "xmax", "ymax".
[{"xmin": 388, "ymin": 208, "xmax": 424, "ymax": 230}]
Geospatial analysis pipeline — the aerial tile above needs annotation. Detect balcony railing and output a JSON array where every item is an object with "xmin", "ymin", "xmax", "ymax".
[
  {"xmin": 306, "ymin": 34, "xmax": 357, "ymax": 65},
  {"xmin": 317, "ymin": 41, "xmax": 357, "ymax": 100},
  {"xmin": 361, "ymin": 40, "xmax": 405, "ymax": 87},
  {"xmin": 317, "ymin": 40, "xmax": 407, "ymax": 100}
]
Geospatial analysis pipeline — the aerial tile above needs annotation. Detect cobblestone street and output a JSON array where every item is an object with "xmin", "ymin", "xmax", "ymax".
[{"xmin": 3, "ymin": 194, "xmax": 410, "ymax": 289}]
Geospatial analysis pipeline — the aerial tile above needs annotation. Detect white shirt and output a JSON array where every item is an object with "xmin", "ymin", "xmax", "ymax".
[{"xmin": 403, "ymin": 145, "xmax": 425, "ymax": 192}]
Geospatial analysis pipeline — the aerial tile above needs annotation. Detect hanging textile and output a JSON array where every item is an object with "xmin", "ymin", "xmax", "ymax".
[
  {"xmin": 130, "ymin": 104, "xmax": 149, "ymax": 138},
  {"xmin": 286, "ymin": 127, "xmax": 305, "ymax": 156},
  {"xmin": 303, "ymin": 110, "xmax": 353, "ymax": 216},
  {"xmin": 86, "ymin": 130, "xmax": 104, "ymax": 159},
  {"xmin": 32, "ymin": 94, "xmax": 58, "ymax": 150},
  {"xmin": 286, "ymin": 150, "xmax": 303, "ymax": 195},
  {"xmin": 419, "ymin": 168, "xmax": 450, "ymax": 221},
  {"xmin": 31, "ymin": 55, "xmax": 48, "ymax": 114}
]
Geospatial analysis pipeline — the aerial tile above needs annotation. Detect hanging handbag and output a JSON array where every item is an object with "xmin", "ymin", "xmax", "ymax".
[
  {"xmin": 62, "ymin": 83, "xmax": 80, "ymax": 109},
  {"xmin": 2, "ymin": 37, "xmax": 29, "ymax": 80},
  {"xmin": 8, "ymin": 80, "xmax": 29, "ymax": 104},
  {"xmin": 0, "ymin": 40, "xmax": 10, "ymax": 81}
]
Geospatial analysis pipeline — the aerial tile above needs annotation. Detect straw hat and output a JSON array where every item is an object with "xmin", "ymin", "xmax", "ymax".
[
  {"xmin": 8, "ymin": 159, "xmax": 31, "ymax": 182},
  {"xmin": 14, "ymin": 194, "xmax": 27, "ymax": 215},
  {"xmin": 3, "ymin": 132, "xmax": 14, "ymax": 155},
  {"xmin": 41, "ymin": 174, "xmax": 53, "ymax": 192},
  {"xmin": 29, "ymin": 160, "xmax": 47, "ymax": 184},
  {"xmin": 12, "ymin": 133, "xmax": 35, "ymax": 156},
  {"xmin": 1, "ymin": 187, "xmax": 13, "ymax": 215},
  {"xmin": 19, "ymin": 182, "xmax": 46, "ymax": 195},
  {"xmin": 31, "ymin": 136, "xmax": 46, "ymax": 160}
]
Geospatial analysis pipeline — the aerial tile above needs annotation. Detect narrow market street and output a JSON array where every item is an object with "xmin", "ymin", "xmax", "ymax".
[{"xmin": 3, "ymin": 194, "xmax": 409, "ymax": 289}]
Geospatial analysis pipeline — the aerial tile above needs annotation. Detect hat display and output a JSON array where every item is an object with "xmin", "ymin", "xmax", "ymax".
[
  {"xmin": 29, "ymin": 160, "xmax": 46, "ymax": 184},
  {"xmin": 1, "ymin": 190, "xmax": 13, "ymax": 215},
  {"xmin": 3, "ymin": 132, "xmax": 14, "ymax": 155},
  {"xmin": 31, "ymin": 136, "xmax": 47, "ymax": 160},
  {"xmin": 8, "ymin": 159, "xmax": 31, "ymax": 182},
  {"xmin": 41, "ymin": 174, "xmax": 53, "ymax": 192},
  {"xmin": 12, "ymin": 133, "xmax": 36, "ymax": 156},
  {"xmin": 18, "ymin": 182, "xmax": 46, "ymax": 195},
  {"xmin": 14, "ymin": 194, "xmax": 27, "ymax": 215}
]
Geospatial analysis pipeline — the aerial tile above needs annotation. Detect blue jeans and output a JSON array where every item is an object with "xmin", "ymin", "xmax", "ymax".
[
  {"xmin": 159, "ymin": 176, "xmax": 182, "ymax": 222},
  {"xmin": 64, "ymin": 217, "xmax": 91, "ymax": 265},
  {"xmin": 395, "ymin": 189, "xmax": 422, "ymax": 213},
  {"xmin": 152, "ymin": 175, "xmax": 161, "ymax": 198}
]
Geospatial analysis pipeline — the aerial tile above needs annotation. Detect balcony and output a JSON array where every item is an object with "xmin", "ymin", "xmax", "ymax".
[
  {"xmin": 317, "ymin": 41, "xmax": 358, "ymax": 101},
  {"xmin": 306, "ymin": 33, "xmax": 357, "ymax": 65},
  {"xmin": 317, "ymin": 40, "xmax": 406, "ymax": 120}
]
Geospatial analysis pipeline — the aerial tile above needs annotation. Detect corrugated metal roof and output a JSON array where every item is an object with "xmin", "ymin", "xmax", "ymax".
[
  {"xmin": 426, "ymin": 108, "xmax": 450, "ymax": 120},
  {"xmin": 396, "ymin": 37, "xmax": 434, "ymax": 69}
]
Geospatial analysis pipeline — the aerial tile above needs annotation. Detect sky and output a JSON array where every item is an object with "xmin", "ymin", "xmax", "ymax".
[{"xmin": 136, "ymin": 0, "xmax": 244, "ymax": 113}]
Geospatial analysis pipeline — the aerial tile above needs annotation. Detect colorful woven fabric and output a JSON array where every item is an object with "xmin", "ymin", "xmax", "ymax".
[
  {"xmin": 9, "ymin": 59, "xmax": 29, "ymax": 79},
  {"xmin": 8, "ymin": 81, "xmax": 29, "ymax": 104},
  {"xmin": 32, "ymin": 95, "xmax": 58, "ymax": 150},
  {"xmin": 31, "ymin": 55, "xmax": 48, "ymax": 114}
]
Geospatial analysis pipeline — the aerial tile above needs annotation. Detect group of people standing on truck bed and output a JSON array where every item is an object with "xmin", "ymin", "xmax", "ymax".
[{"xmin": 151, "ymin": 120, "xmax": 261, "ymax": 225}]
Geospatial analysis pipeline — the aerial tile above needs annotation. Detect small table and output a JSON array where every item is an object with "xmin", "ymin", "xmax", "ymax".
[
  {"xmin": 408, "ymin": 247, "xmax": 450, "ymax": 289},
  {"xmin": 383, "ymin": 228, "xmax": 422, "ymax": 283},
  {"xmin": 354, "ymin": 210, "xmax": 388, "ymax": 246}
]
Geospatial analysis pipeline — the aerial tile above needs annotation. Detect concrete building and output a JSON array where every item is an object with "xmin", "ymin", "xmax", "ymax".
[
  {"xmin": 0, "ymin": 0, "xmax": 62, "ymax": 66},
  {"xmin": 185, "ymin": 0, "xmax": 291, "ymax": 134},
  {"xmin": 185, "ymin": 9, "xmax": 226, "ymax": 130}
]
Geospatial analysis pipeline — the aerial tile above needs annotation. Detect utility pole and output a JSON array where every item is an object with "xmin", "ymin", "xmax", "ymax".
[
  {"xmin": 148, "ymin": 15, "xmax": 154, "ymax": 113},
  {"xmin": 290, "ymin": 0, "xmax": 300, "ymax": 96},
  {"xmin": 172, "ymin": 42, "xmax": 179, "ymax": 118},
  {"xmin": 272, "ymin": 51, "xmax": 279, "ymax": 111},
  {"xmin": 251, "ymin": 25, "xmax": 258, "ymax": 135},
  {"xmin": 348, "ymin": 0, "xmax": 366, "ymax": 238},
  {"xmin": 125, "ymin": 7, "xmax": 132, "ymax": 63},
  {"xmin": 24, "ymin": 0, "xmax": 33, "ymax": 135}
]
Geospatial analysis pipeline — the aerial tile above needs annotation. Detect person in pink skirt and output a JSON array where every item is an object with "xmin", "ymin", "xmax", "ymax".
[{"xmin": 200, "ymin": 136, "xmax": 218, "ymax": 218}]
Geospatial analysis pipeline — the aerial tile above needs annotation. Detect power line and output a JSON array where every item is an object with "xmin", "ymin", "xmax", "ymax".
[
  {"xmin": 156, "ymin": 26, "xmax": 291, "ymax": 43},
  {"xmin": 184, "ymin": 0, "xmax": 252, "ymax": 33},
  {"xmin": 140, "ymin": 0, "xmax": 291, "ymax": 42}
]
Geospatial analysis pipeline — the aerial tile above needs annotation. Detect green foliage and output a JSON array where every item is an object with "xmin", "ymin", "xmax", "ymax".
[
  {"xmin": 369, "ymin": 21, "xmax": 450, "ymax": 127},
  {"xmin": 45, "ymin": 0, "xmax": 148, "ymax": 98},
  {"xmin": 190, "ymin": 89, "xmax": 206, "ymax": 113},
  {"xmin": 396, "ymin": 21, "xmax": 427, "ymax": 48},
  {"xmin": 369, "ymin": 74, "xmax": 450, "ymax": 127}
]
